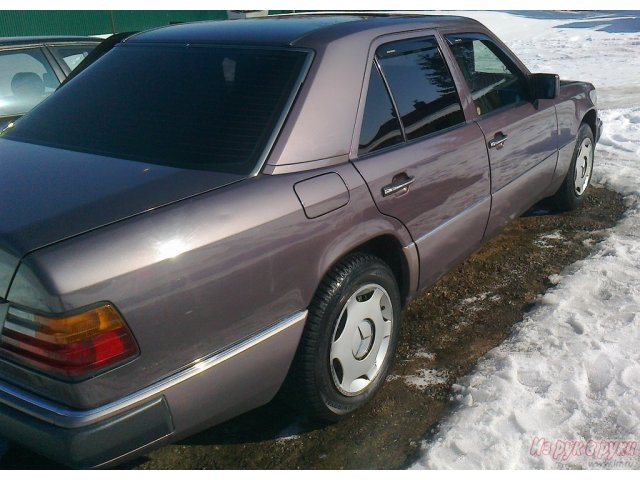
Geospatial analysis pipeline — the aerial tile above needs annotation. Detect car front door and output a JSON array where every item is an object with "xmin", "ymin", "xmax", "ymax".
[
  {"xmin": 352, "ymin": 33, "xmax": 491, "ymax": 289},
  {"xmin": 443, "ymin": 33, "xmax": 559, "ymax": 237},
  {"xmin": 0, "ymin": 46, "xmax": 62, "ymax": 130}
]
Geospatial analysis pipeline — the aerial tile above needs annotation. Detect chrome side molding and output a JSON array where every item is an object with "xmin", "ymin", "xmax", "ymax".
[{"xmin": 0, "ymin": 310, "xmax": 308, "ymax": 428}]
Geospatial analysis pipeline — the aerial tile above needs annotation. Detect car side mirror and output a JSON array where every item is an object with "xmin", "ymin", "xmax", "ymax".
[{"xmin": 530, "ymin": 73, "xmax": 560, "ymax": 101}]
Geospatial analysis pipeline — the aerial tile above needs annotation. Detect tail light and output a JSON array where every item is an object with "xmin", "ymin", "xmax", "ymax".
[{"xmin": 0, "ymin": 303, "xmax": 139, "ymax": 380}]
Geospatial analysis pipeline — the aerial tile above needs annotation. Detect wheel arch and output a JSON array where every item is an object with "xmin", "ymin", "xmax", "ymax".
[
  {"xmin": 582, "ymin": 108, "xmax": 598, "ymax": 138},
  {"xmin": 321, "ymin": 234, "xmax": 413, "ymax": 309}
]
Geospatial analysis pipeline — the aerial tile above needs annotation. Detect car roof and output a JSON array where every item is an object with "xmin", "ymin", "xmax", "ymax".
[
  {"xmin": 0, "ymin": 36, "xmax": 101, "ymax": 47},
  {"xmin": 126, "ymin": 14, "xmax": 482, "ymax": 47}
]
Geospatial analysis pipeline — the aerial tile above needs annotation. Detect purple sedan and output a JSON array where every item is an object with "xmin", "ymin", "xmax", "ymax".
[{"xmin": 0, "ymin": 13, "xmax": 600, "ymax": 467}]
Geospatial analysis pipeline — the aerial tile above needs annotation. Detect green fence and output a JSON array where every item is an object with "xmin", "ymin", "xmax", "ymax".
[{"xmin": 0, "ymin": 11, "xmax": 229, "ymax": 37}]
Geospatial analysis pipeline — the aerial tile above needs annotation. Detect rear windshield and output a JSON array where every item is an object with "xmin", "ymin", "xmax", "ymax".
[{"xmin": 2, "ymin": 44, "xmax": 310, "ymax": 175}]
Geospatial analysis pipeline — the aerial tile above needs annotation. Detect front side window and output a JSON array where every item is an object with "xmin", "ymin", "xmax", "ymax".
[
  {"xmin": 446, "ymin": 33, "xmax": 530, "ymax": 115},
  {"xmin": 3, "ymin": 45, "xmax": 309, "ymax": 175},
  {"xmin": 376, "ymin": 36, "xmax": 465, "ymax": 141},
  {"xmin": 0, "ymin": 48, "xmax": 60, "ymax": 118}
]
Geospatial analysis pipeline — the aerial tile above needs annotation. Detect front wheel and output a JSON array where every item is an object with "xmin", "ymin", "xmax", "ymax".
[
  {"xmin": 281, "ymin": 254, "xmax": 401, "ymax": 421},
  {"xmin": 549, "ymin": 123, "xmax": 595, "ymax": 211}
]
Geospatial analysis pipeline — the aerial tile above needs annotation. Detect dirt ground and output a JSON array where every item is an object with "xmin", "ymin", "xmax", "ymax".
[{"xmin": 0, "ymin": 185, "xmax": 627, "ymax": 470}]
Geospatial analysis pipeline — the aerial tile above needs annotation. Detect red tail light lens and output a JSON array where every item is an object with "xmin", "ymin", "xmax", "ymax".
[{"xmin": 0, "ymin": 304, "xmax": 139, "ymax": 380}]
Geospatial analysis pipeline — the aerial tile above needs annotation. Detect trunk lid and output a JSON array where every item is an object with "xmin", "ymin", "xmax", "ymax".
[{"xmin": 0, "ymin": 138, "xmax": 244, "ymax": 296}]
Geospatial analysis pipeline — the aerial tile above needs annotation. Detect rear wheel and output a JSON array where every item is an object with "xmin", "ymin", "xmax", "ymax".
[
  {"xmin": 282, "ymin": 254, "xmax": 401, "ymax": 421},
  {"xmin": 549, "ymin": 123, "xmax": 594, "ymax": 211}
]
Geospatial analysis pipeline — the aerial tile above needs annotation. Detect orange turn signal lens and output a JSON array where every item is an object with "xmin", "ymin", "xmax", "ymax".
[{"xmin": 29, "ymin": 304, "xmax": 124, "ymax": 345}]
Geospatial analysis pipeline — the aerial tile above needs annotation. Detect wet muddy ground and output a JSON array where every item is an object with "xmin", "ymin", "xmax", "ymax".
[{"xmin": 0, "ymin": 186, "xmax": 627, "ymax": 470}]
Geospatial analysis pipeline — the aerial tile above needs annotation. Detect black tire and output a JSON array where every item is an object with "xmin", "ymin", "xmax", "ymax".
[
  {"xmin": 549, "ymin": 123, "xmax": 595, "ymax": 211},
  {"xmin": 281, "ymin": 253, "xmax": 401, "ymax": 421}
]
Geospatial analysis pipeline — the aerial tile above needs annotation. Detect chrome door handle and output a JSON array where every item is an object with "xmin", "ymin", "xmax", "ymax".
[
  {"xmin": 489, "ymin": 133, "xmax": 508, "ymax": 149},
  {"xmin": 382, "ymin": 176, "xmax": 416, "ymax": 197}
]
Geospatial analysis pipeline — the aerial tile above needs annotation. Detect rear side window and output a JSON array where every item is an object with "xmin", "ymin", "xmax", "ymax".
[
  {"xmin": 446, "ymin": 33, "xmax": 530, "ymax": 115},
  {"xmin": 358, "ymin": 64, "xmax": 403, "ymax": 155},
  {"xmin": 49, "ymin": 44, "xmax": 96, "ymax": 70},
  {"xmin": 3, "ymin": 45, "xmax": 309, "ymax": 175},
  {"xmin": 0, "ymin": 48, "xmax": 60, "ymax": 118},
  {"xmin": 376, "ymin": 36, "xmax": 465, "ymax": 141}
]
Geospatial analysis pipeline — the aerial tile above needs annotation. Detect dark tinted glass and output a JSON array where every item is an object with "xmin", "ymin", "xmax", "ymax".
[
  {"xmin": 377, "ymin": 37, "xmax": 464, "ymax": 141},
  {"xmin": 446, "ymin": 34, "xmax": 530, "ymax": 115},
  {"xmin": 3, "ymin": 45, "xmax": 308, "ymax": 174},
  {"xmin": 358, "ymin": 64, "xmax": 403, "ymax": 155}
]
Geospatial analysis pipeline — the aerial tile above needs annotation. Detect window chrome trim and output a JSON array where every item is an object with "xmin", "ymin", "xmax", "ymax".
[
  {"xmin": 374, "ymin": 58, "xmax": 406, "ymax": 143},
  {"xmin": 443, "ymin": 32, "xmax": 533, "ymax": 115},
  {"xmin": 358, "ymin": 34, "xmax": 466, "ymax": 158},
  {"xmin": 253, "ymin": 48, "xmax": 315, "ymax": 177},
  {"xmin": 0, "ymin": 310, "xmax": 307, "ymax": 428}
]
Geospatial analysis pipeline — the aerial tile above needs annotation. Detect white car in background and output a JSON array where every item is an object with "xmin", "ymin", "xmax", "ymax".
[{"xmin": 0, "ymin": 36, "xmax": 99, "ymax": 130}]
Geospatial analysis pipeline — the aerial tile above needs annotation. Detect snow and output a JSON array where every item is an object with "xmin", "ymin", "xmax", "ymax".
[
  {"xmin": 535, "ymin": 231, "xmax": 565, "ymax": 249},
  {"xmin": 461, "ymin": 292, "xmax": 501, "ymax": 304},
  {"xmin": 414, "ymin": 351, "xmax": 437, "ymax": 360},
  {"xmin": 391, "ymin": 369, "xmax": 450, "ymax": 390},
  {"xmin": 413, "ymin": 11, "xmax": 640, "ymax": 470}
]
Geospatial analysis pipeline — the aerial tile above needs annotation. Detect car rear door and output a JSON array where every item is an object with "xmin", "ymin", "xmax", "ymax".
[
  {"xmin": 352, "ymin": 32, "xmax": 491, "ymax": 289},
  {"xmin": 442, "ymin": 32, "xmax": 559, "ymax": 237},
  {"xmin": 46, "ymin": 42, "xmax": 98, "ymax": 74}
]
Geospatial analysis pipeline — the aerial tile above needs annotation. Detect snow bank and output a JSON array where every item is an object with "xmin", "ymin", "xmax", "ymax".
[{"xmin": 413, "ymin": 11, "xmax": 640, "ymax": 469}]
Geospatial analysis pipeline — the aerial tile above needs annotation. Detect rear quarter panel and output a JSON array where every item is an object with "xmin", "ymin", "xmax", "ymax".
[{"xmin": 3, "ymin": 163, "xmax": 413, "ymax": 409}]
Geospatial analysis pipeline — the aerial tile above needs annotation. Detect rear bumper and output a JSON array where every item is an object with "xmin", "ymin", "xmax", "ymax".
[
  {"xmin": 596, "ymin": 115, "xmax": 603, "ymax": 142},
  {"xmin": 0, "ymin": 396, "xmax": 172, "ymax": 468},
  {"xmin": 0, "ymin": 310, "xmax": 306, "ymax": 467}
]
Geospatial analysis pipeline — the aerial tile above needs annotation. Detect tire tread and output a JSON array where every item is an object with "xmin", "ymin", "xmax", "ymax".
[{"xmin": 280, "ymin": 253, "xmax": 397, "ymax": 421}]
